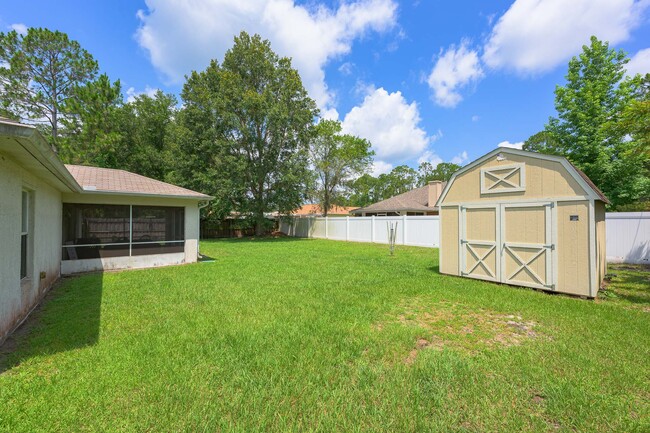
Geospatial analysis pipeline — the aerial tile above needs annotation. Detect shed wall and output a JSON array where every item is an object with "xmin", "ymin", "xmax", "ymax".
[
  {"xmin": 556, "ymin": 201, "xmax": 590, "ymax": 296},
  {"xmin": 444, "ymin": 154, "xmax": 585, "ymax": 203},
  {"xmin": 595, "ymin": 201, "xmax": 606, "ymax": 284},
  {"xmin": 440, "ymin": 207, "xmax": 459, "ymax": 275}
]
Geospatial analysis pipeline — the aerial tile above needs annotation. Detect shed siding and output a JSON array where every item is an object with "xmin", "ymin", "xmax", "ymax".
[
  {"xmin": 444, "ymin": 154, "xmax": 585, "ymax": 203},
  {"xmin": 440, "ymin": 206, "xmax": 459, "ymax": 275},
  {"xmin": 595, "ymin": 201, "xmax": 606, "ymax": 285},
  {"xmin": 556, "ymin": 201, "xmax": 590, "ymax": 296}
]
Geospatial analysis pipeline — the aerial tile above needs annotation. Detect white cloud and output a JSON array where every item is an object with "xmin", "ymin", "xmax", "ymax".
[
  {"xmin": 451, "ymin": 150, "xmax": 469, "ymax": 165},
  {"xmin": 135, "ymin": 0, "xmax": 397, "ymax": 115},
  {"xmin": 10, "ymin": 23, "xmax": 28, "ymax": 35},
  {"xmin": 341, "ymin": 86, "xmax": 431, "ymax": 163},
  {"xmin": 126, "ymin": 85, "xmax": 159, "ymax": 103},
  {"xmin": 626, "ymin": 48, "xmax": 650, "ymax": 77},
  {"xmin": 483, "ymin": 0, "xmax": 648, "ymax": 74},
  {"xmin": 497, "ymin": 140, "xmax": 524, "ymax": 150},
  {"xmin": 471, "ymin": 115, "xmax": 480, "ymax": 122},
  {"xmin": 427, "ymin": 40, "xmax": 483, "ymax": 107},
  {"xmin": 371, "ymin": 160, "xmax": 393, "ymax": 176},
  {"xmin": 417, "ymin": 150, "xmax": 443, "ymax": 167},
  {"xmin": 338, "ymin": 62, "xmax": 354, "ymax": 76}
]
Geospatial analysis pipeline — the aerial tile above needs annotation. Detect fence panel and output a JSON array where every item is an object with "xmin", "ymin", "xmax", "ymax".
[
  {"xmin": 606, "ymin": 212, "xmax": 650, "ymax": 264},
  {"xmin": 281, "ymin": 215, "xmax": 439, "ymax": 248}
]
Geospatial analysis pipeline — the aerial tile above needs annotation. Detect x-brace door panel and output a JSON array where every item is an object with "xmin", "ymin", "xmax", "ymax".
[{"xmin": 460, "ymin": 206, "xmax": 499, "ymax": 282}]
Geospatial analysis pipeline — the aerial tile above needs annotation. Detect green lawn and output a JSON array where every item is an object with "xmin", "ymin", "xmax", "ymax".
[{"xmin": 0, "ymin": 239, "xmax": 648, "ymax": 432}]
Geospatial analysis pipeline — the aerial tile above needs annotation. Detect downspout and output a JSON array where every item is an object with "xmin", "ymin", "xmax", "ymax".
[{"xmin": 197, "ymin": 201, "xmax": 210, "ymax": 258}]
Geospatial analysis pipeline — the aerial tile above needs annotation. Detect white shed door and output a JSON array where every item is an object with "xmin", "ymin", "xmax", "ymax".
[{"xmin": 460, "ymin": 203, "xmax": 555, "ymax": 289}]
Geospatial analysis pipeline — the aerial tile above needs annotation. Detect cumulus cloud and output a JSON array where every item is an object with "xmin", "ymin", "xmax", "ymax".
[
  {"xmin": 483, "ymin": 0, "xmax": 648, "ymax": 74},
  {"xmin": 427, "ymin": 40, "xmax": 483, "ymax": 107},
  {"xmin": 341, "ymin": 86, "xmax": 431, "ymax": 163},
  {"xmin": 10, "ymin": 23, "xmax": 28, "ymax": 35},
  {"xmin": 451, "ymin": 150, "xmax": 469, "ymax": 165},
  {"xmin": 135, "ymin": 0, "xmax": 397, "ymax": 114},
  {"xmin": 126, "ymin": 85, "xmax": 159, "ymax": 103},
  {"xmin": 626, "ymin": 48, "xmax": 650, "ymax": 77},
  {"xmin": 497, "ymin": 140, "xmax": 524, "ymax": 150},
  {"xmin": 417, "ymin": 149, "xmax": 468, "ymax": 168},
  {"xmin": 371, "ymin": 160, "xmax": 393, "ymax": 176}
]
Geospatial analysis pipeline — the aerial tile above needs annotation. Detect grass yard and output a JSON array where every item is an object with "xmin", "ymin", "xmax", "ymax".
[{"xmin": 0, "ymin": 239, "xmax": 648, "ymax": 432}]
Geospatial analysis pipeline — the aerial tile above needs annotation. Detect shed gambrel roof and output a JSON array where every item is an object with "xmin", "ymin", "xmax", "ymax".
[{"xmin": 435, "ymin": 147, "xmax": 609, "ymax": 206}]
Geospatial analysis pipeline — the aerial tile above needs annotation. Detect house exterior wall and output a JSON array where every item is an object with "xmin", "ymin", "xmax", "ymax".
[
  {"xmin": 443, "ymin": 154, "xmax": 586, "ymax": 203},
  {"xmin": 60, "ymin": 193, "xmax": 202, "ymax": 274},
  {"xmin": 0, "ymin": 152, "xmax": 63, "ymax": 341}
]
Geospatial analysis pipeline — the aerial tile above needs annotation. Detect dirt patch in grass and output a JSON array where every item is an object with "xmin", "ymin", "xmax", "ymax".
[{"xmin": 377, "ymin": 299, "xmax": 545, "ymax": 364}]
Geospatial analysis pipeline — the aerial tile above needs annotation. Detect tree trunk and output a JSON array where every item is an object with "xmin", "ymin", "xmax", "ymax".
[{"xmin": 255, "ymin": 210, "xmax": 265, "ymax": 236}]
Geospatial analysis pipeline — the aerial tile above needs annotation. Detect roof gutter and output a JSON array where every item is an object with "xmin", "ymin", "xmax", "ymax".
[{"xmin": 0, "ymin": 121, "xmax": 83, "ymax": 193}]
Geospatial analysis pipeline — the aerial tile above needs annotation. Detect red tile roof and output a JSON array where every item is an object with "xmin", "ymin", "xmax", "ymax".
[
  {"xmin": 293, "ymin": 204, "xmax": 357, "ymax": 215},
  {"xmin": 65, "ymin": 165, "xmax": 212, "ymax": 199}
]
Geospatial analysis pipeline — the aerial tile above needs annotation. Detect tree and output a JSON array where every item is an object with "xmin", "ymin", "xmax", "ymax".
[
  {"xmin": 417, "ymin": 161, "xmax": 460, "ymax": 185},
  {"xmin": 384, "ymin": 165, "xmax": 417, "ymax": 197},
  {"xmin": 171, "ymin": 32, "xmax": 318, "ymax": 234},
  {"xmin": 59, "ymin": 73, "xmax": 123, "ymax": 166},
  {"xmin": 118, "ymin": 90, "xmax": 178, "ymax": 180},
  {"xmin": 347, "ymin": 174, "xmax": 380, "ymax": 207},
  {"xmin": 310, "ymin": 120, "xmax": 373, "ymax": 216},
  {"xmin": 532, "ymin": 36, "xmax": 649, "ymax": 208},
  {"xmin": 0, "ymin": 28, "xmax": 98, "ymax": 149}
]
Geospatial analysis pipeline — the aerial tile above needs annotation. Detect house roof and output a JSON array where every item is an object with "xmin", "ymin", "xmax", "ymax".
[
  {"xmin": 293, "ymin": 204, "xmax": 357, "ymax": 215},
  {"xmin": 435, "ymin": 147, "xmax": 609, "ymax": 206},
  {"xmin": 66, "ymin": 165, "xmax": 212, "ymax": 200},
  {"xmin": 351, "ymin": 182, "xmax": 446, "ymax": 214}
]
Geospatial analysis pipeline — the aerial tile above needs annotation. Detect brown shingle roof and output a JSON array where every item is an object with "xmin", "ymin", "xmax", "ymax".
[
  {"xmin": 65, "ymin": 165, "xmax": 212, "ymax": 199},
  {"xmin": 351, "ymin": 182, "xmax": 446, "ymax": 214},
  {"xmin": 568, "ymin": 162, "xmax": 610, "ymax": 204}
]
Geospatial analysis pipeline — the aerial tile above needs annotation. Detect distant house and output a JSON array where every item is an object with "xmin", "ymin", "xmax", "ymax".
[
  {"xmin": 350, "ymin": 181, "xmax": 446, "ymax": 216},
  {"xmin": 0, "ymin": 118, "xmax": 212, "ymax": 342},
  {"xmin": 292, "ymin": 204, "xmax": 357, "ymax": 216}
]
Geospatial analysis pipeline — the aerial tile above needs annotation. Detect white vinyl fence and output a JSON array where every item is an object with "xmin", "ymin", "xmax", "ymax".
[
  {"xmin": 280, "ymin": 216, "xmax": 440, "ymax": 248},
  {"xmin": 606, "ymin": 212, "xmax": 650, "ymax": 264}
]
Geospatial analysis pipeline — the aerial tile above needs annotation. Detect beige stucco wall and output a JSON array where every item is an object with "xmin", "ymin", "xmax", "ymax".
[
  {"xmin": 439, "ymin": 206, "xmax": 459, "ymax": 275},
  {"xmin": 443, "ymin": 153, "xmax": 586, "ymax": 203},
  {"xmin": 0, "ymin": 152, "xmax": 63, "ymax": 340},
  {"xmin": 60, "ymin": 192, "xmax": 201, "ymax": 273}
]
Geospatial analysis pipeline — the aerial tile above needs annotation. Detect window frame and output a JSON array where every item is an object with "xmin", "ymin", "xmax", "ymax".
[
  {"xmin": 62, "ymin": 203, "xmax": 185, "ymax": 261},
  {"xmin": 20, "ymin": 189, "xmax": 32, "ymax": 280}
]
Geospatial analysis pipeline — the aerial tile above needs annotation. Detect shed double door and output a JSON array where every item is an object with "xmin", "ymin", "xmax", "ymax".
[{"xmin": 460, "ymin": 203, "xmax": 555, "ymax": 290}]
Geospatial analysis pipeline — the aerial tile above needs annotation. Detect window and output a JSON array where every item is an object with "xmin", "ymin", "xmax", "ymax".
[
  {"xmin": 20, "ymin": 190, "xmax": 30, "ymax": 279},
  {"xmin": 62, "ymin": 204, "xmax": 185, "ymax": 260}
]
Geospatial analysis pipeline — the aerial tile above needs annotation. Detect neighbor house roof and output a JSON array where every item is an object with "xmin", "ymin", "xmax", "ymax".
[
  {"xmin": 293, "ymin": 204, "xmax": 357, "ymax": 215},
  {"xmin": 66, "ymin": 165, "xmax": 213, "ymax": 200},
  {"xmin": 351, "ymin": 182, "xmax": 446, "ymax": 214}
]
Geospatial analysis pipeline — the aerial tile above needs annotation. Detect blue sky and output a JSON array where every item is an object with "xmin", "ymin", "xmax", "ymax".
[{"xmin": 2, "ymin": 0, "xmax": 649, "ymax": 174}]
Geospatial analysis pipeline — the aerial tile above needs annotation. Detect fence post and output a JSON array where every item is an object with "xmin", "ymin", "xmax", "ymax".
[
  {"xmin": 371, "ymin": 216, "xmax": 375, "ymax": 243},
  {"xmin": 402, "ymin": 215, "xmax": 407, "ymax": 245},
  {"xmin": 346, "ymin": 216, "xmax": 350, "ymax": 241},
  {"xmin": 325, "ymin": 216, "xmax": 329, "ymax": 239}
]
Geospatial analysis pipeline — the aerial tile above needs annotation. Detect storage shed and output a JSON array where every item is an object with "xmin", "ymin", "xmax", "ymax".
[{"xmin": 436, "ymin": 147, "xmax": 608, "ymax": 298}]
